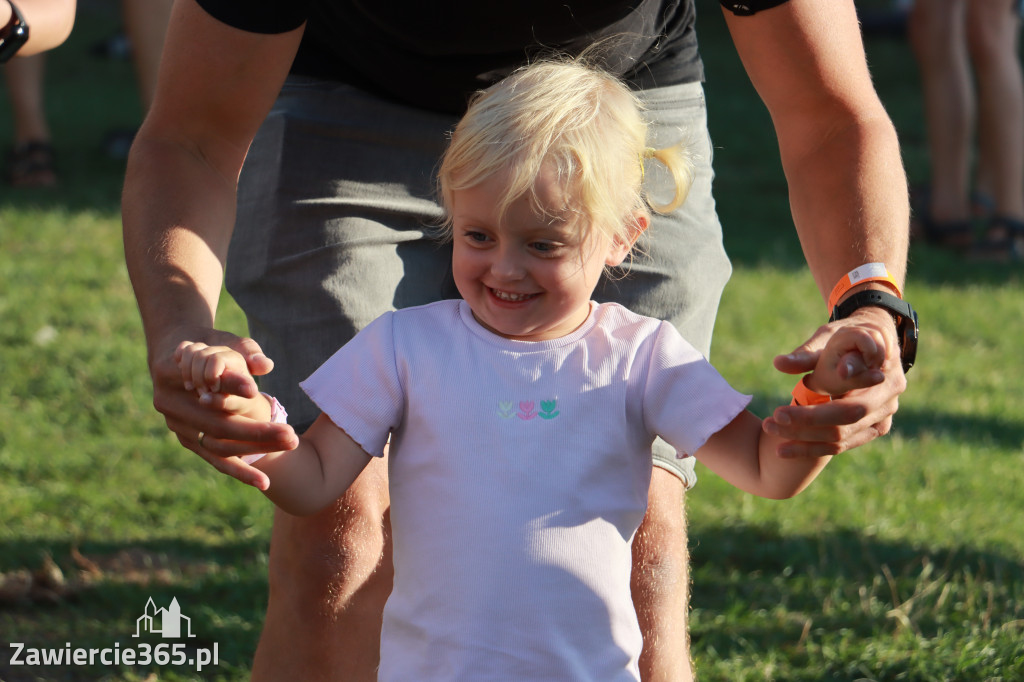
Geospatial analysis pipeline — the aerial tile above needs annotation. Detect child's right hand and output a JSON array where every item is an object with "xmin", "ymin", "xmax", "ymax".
[
  {"xmin": 801, "ymin": 325, "xmax": 888, "ymax": 398},
  {"xmin": 174, "ymin": 341, "xmax": 291, "ymax": 490},
  {"xmin": 175, "ymin": 341, "xmax": 275, "ymax": 421}
]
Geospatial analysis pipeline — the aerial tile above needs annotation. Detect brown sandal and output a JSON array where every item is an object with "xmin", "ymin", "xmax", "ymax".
[{"xmin": 5, "ymin": 141, "xmax": 58, "ymax": 188}]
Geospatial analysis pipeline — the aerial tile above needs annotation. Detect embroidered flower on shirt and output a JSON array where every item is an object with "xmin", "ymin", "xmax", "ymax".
[
  {"xmin": 518, "ymin": 401, "xmax": 538, "ymax": 420},
  {"xmin": 498, "ymin": 399, "xmax": 560, "ymax": 421}
]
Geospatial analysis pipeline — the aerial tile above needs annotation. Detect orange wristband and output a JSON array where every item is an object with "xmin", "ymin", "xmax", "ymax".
[
  {"xmin": 827, "ymin": 263, "xmax": 902, "ymax": 314},
  {"xmin": 791, "ymin": 376, "xmax": 831, "ymax": 406}
]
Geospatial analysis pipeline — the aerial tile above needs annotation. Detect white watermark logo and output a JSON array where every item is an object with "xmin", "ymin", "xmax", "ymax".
[
  {"xmin": 9, "ymin": 596, "xmax": 219, "ymax": 672},
  {"xmin": 134, "ymin": 597, "xmax": 195, "ymax": 638}
]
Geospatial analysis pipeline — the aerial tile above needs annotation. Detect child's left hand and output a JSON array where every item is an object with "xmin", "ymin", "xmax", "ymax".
[
  {"xmin": 801, "ymin": 324, "xmax": 888, "ymax": 398},
  {"xmin": 765, "ymin": 308, "xmax": 905, "ymax": 459}
]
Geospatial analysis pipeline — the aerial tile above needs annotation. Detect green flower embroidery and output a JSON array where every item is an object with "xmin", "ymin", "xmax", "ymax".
[
  {"xmin": 539, "ymin": 400, "xmax": 559, "ymax": 420},
  {"xmin": 497, "ymin": 401, "xmax": 515, "ymax": 419}
]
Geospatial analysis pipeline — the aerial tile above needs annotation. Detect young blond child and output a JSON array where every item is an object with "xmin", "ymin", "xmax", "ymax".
[{"xmin": 177, "ymin": 59, "xmax": 886, "ymax": 681}]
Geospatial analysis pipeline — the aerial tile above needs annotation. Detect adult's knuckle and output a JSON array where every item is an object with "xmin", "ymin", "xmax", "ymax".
[
  {"xmin": 154, "ymin": 388, "xmax": 180, "ymax": 413},
  {"xmin": 891, "ymin": 369, "xmax": 908, "ymax": 392},
  {"xmin": 847, "ymin": 402, "xmax": 869, "ymax": 423}
]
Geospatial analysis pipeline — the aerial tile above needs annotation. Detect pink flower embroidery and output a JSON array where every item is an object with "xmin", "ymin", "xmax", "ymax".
[{"xmin": 518, "ymin": 401, "xmax": 538, "ymax": 420}]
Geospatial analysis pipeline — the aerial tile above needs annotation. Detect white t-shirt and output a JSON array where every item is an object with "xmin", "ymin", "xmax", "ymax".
[{"xmin": 301, "ymin": 300, "xmax": 751, "ymax": 681}]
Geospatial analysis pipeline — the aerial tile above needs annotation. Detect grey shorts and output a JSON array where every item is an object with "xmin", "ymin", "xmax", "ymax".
[{"xmin": 227, "ymin": 77, "xmax": 731, "ymax": 490}]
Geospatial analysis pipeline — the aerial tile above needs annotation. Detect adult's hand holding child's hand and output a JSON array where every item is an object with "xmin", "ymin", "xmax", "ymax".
[
  {"xmin": 763, "ymin": 306, "xmax": 907, "ymax": 457},
  {"xmin": 150, "ymin": 327, "xmax": 298, "ymax": 488}
]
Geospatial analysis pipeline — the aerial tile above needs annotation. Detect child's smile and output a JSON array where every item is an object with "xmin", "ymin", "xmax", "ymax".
[
  {"xmin": 489, "ymin": 288, "xmax": 538, "ymax": 303},
  {"xmin": 450, "ymin": 166, "xmax": 631, "ymax": 342}
]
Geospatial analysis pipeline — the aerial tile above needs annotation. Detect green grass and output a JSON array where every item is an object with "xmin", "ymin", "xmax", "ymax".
[{"xmin": 2, "ymin": 2, "xmax": 1023, "ymax": 680}]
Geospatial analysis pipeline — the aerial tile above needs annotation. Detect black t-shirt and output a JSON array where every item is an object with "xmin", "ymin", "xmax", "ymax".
[{"xmin": 194, "ymin": 0, "xmax": 785, "ymax": 113}]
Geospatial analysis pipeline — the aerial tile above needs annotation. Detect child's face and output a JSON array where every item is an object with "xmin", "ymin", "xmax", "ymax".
[{"xmin": 450, "ymin": 165, "xmax": 632, "ymax": 342}]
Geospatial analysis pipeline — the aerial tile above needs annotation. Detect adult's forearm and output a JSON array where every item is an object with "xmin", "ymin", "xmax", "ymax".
[
  {"xmin": 783, "ymin": 112, "xmax": 910, "ymax": 300},
  {"xmin": 122, "ymin": 134, "xmax": 240, "ymax": 363},
  {"xmin": 723, "ymin": 0, "xmax": 910, "ymax": 300}
]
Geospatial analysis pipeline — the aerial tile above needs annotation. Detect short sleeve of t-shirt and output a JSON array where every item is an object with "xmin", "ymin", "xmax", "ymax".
[
  {"xmin": 194, "ymin": 0, "xmax": 308, "ymax": 34},
  {"xmin": 641, "ymin": 321, "xmax": 752, "ymax": 458},
  {"xmin": 300, "ymin": 312, "xmax": 404, "ymax": 458},
  {"xmin": 719, "ymin": 0, "xmax": 790, "ymax": 16}
]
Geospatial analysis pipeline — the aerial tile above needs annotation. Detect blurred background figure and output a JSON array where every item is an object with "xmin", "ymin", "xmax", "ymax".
[
  {"xmin": 3, "ymin": 52, "xmax": 56, "ymax": 186},
  {"xmin": 2, "ymin": 0, "xmax": 76, "ymax": 186},
  {"xmin": 908, "ymin": 0, "xmax": 1024, "ymax": 260},
  {"xmin": 98, "ymin": 0, "xmax": 173, "ymax": 159},
  {"xmin": 1, "ymin": 0, "xmax": 76, "ymax": 58},
  {"xmin": 121, "ymin": 0, "xmax": 171, "ymax": 113},
  {"xmin": 2, "ymin": 0, "xmax": 172, "ymax": 180},
  {"xmin": 859, "ymin": 0, "xmax": 912, "ymax": 37}
]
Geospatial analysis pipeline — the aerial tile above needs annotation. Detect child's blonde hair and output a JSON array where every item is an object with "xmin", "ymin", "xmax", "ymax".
[{"xmin": 437, "ymin": 57, "xmax": 693, "ymax": 250}]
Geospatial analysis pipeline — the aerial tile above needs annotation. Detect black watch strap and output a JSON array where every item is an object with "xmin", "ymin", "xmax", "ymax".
[{"xmin": 830, "ymin": 289, "xmax": 919, "ymax": 373}]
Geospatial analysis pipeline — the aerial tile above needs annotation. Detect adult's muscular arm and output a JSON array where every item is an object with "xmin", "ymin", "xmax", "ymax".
[
  {"xmin": 724, "ymin": 0, "xmax": 911, "ymax": 456},
  {"xmin": 122, "ymin": 0, "xmax": 303, "ymax": 482}
]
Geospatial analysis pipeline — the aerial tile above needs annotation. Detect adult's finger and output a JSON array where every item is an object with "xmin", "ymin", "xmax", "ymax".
[
  {"xmin": 764, "ymin": 387, "xmax": 898, "ymax": 453},
  {"xmin": 230, "ymin": 336, "xmax": 275, "ymax": 377},
  {"xmin": 164, "ymin": 409, "xmax": 297, "ymax": 452},
  {"xmin": 175, "ymin": 424, "xmax": 273, "ymax": 490},
  {"xmin": 773, "ymin": 323, "xmax": 833, "ymax": 376},
  {"xmin": 769, "ymin": 415, "xmax": 891, "ymax": 458}
]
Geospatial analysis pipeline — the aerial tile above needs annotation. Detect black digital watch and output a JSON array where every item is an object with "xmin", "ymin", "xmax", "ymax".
[
  {"xmin": 0, "ymin": 0, "xmax": 29, "ymax": 64},
  {"xmin": 829, "ymin": 289, "xmax": 919, "ymax": 373}
]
